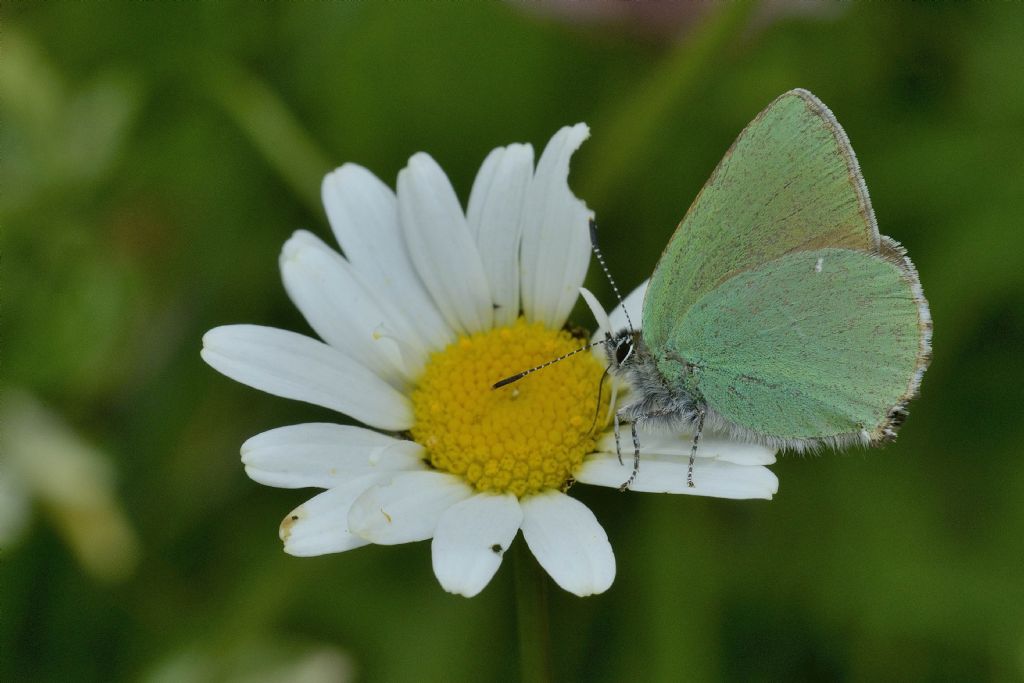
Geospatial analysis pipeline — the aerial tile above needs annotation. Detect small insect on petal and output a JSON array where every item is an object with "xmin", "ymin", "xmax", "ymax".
[{"xmin": 280, "ymin": 508, "xmax": 305, "ymax": 542}]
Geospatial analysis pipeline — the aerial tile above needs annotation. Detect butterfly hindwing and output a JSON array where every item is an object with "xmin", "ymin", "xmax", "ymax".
[{"xmin": 663, "ymin": 248, "xmax": 926, "ymax": 446}]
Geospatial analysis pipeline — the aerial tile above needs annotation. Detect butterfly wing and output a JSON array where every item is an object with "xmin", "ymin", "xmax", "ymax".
[
  {"xmin": 664, "ymin": 247, "xmax": 930, "ymax": 446},
  {"xmin": 644, "ymin": 89, "xmax": 880, "ymax": 355}
]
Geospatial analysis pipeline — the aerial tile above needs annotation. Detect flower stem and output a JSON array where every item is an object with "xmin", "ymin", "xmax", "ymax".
[{"xmin": 513, "ymin": 539, "xmax": 552, "ymax": 683}]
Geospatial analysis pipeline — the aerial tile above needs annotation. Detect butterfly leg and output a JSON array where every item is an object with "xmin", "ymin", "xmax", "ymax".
[
  {"xmin": 687, "ymin": 407, "xmax": 707, "ymax": 489},
  {"xmin": 588, "ymin": 368, "xmax": 610, "ymax": 436},
  {"xmin": 613, "ymin": 411, "xmax": 624, "ymax": 466},
  {"xmin": 618, "ymin": 420, "xmax": 642, "ymax": 492}
]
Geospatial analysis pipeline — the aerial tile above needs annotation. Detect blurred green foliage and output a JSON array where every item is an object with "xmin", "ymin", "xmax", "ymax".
[{"xmin": 3, "ymin": 2, "xmax": 1023, "ymax": 681}]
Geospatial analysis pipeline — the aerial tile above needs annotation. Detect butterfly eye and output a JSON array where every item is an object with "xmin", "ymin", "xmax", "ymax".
[{"xmin": 615, "ymin": 338, "xmax": 634, "ymax": 366}]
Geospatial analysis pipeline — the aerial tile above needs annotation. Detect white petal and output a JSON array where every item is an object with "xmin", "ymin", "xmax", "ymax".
[
  {"xmin": 397, "ymin": 153, "xmax": 494, "ymax": 335},
  {"xmin": 241, "ymin": 423, "xmax": 426, "ymax": 489},
  {"xmin": 431, "ymin": 493, "xmax": 522, "ymax": 597},
  {"xmin": 594, "ymin": 429, "xmax": 776, "ymax": 466},
  {"xmin": 322, "ymin": 164, "xmax": 452, "ymax": 349},
  {"xmin": 520, "ymin": 491, "xmax": 615, "ymax": 597},
  {"xmin": 466, "ymin": 144, "xmax": 534, "ymax": 327},
  {"xmin": 283, "ymin": 231, "xmax": 429, "ymax": 379},
  {"xmin": 579, "ymin": 286, "xmax": 615, "ymax": 366},
  {"xmin": 593, "ymin": 279, "xmax": 648, "ymax": 341},
  {"xmin": 575, "ymin": 454, "xmax": 779, "ymax": 499},
  {"xmin": 580, "ymin": 286, "xmax": 612, "ymax": 337},
  {"xmin": 201, "ymin": 325, "xmax": 412, "ymax": 431},
  {"xmin": 520, "ymin": 124, "xmax": 593, "ymax": 328},
  {"xmin": 697, "ymin": 437, "xmax": 776, "ymax": 465},
  {"xmin": 280, "ymin": 472, "xmax": 390, "ymax": 556},
  {"xmin": 348, "ymin": 470, "xmax": 474, "ymax": 545},
  {"xmin": 280, "ymin": 231, "xmax": 424, "ymax": 384}
]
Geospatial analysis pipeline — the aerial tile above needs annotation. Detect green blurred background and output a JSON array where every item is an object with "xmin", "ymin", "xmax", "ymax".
[{"xmin": 3, "ymin": 2, "xmax": 1023, "ymax": 681}]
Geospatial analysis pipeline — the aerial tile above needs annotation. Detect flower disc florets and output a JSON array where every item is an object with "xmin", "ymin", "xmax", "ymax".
[{"xmin": 411, "ymin": 318, "xmax": 606, "ymax": 497}]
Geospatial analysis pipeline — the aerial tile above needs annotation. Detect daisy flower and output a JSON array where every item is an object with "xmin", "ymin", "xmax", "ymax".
[{"xmin": 201, "ymin": 124, "xmax": 778, "ymax": 598}]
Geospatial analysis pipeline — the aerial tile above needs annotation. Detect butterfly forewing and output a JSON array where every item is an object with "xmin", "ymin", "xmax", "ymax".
[{"xmin": 643, "ymin": 89, "xmax": 880, "ymax": 355}]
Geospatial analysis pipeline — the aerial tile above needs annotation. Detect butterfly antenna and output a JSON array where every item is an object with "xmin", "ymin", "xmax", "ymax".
[
  {"xmin": 492, "ymin": 338, "xmax": 610, "ymax": 389},
  {"xmin": 589, "ymin": 219, "xmax": 634, "ymax": 334}
]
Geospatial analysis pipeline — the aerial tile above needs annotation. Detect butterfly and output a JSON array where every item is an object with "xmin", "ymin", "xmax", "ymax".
[{"xmin": 603, "ymin": 89, "xmax": 932, "ymax": 489}]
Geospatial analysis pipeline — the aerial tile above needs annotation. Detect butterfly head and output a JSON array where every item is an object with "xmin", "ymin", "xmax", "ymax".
[{"xmin": 606, "ymin": 329, "xmax": 644, "ymax": 372}]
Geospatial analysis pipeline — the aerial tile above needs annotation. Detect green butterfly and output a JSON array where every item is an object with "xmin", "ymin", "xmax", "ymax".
[{"xmin": 606, "ymin": 89, "xmax": 932, "ymax": 488}]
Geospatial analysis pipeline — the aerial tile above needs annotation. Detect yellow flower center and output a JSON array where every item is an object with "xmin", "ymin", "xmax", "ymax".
[{"xmin": 411, "ymin": 318, "xmax": 608, "ymax": 497}]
